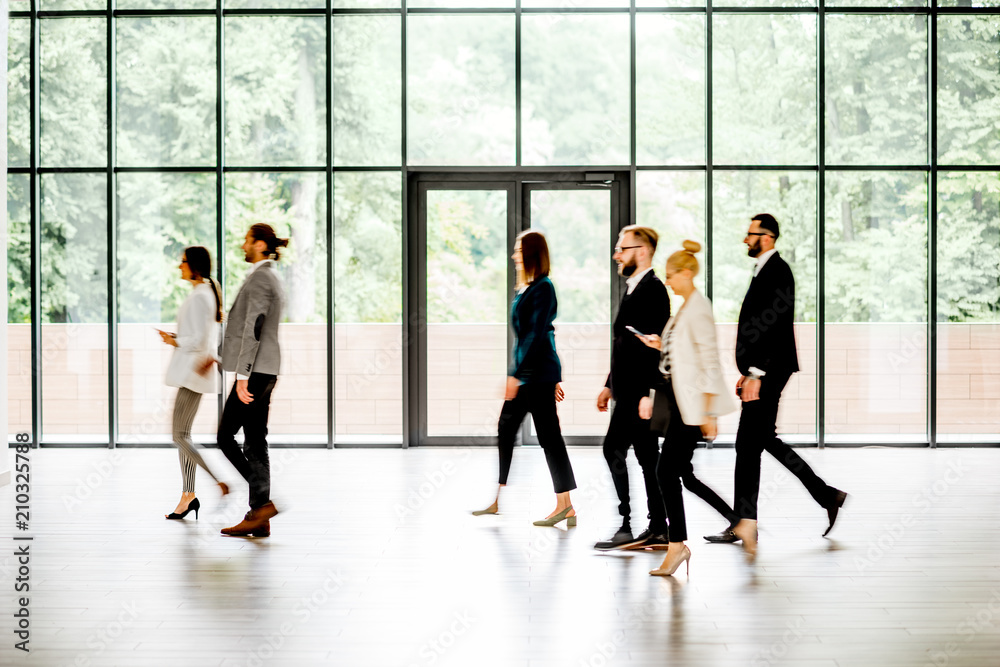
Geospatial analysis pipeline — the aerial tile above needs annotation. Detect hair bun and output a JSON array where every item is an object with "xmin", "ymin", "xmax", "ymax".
[{"xmin": 682, "ymin": 239, "xmax": 701, "ymax": 254}]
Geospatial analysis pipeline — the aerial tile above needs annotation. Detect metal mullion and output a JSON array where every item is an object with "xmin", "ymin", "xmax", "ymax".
[
  {"xmin": 825, "ymin": 164, "xmax": 929, "ymax": 171},
  {"xmin": 817, "ymin": 0, "xmax": 825, "ymax": 448},
  {"xmin": 928, "ymin": 9, "xmax": 937, "ymax": 448},
  {"xmin": 29, "ymin": 0, "xmax": 42, "ymax": 447},
  {"xmin": 216, "ymin": 0, "xmax": 226, "ymax": 430},
  {"xmin": 519, "ymin": 7, "xmax": 629, "ymax": 12},
  {"xmin": 515, "ymin": 0, "xmax": 521, "ymax": 166},
  {"xmin": 37, "ymin": 167, "xmax": 107, "ymax": 173},
  {"xmin": 937, "ymin": 164, "xmax": 1000, "ymax": 171},
  {"xmin": 37, "ymin": 10, "xmax": 107, "ymax": 18},
  {"xmin": 825, "ymin": 7, "xmax": 931, "ymax": 14},
  {"xmin": 402, "ymin": 0, "xmax": 413, "ymax": 448},
  {"xmin": 331, "ymin": 165, "xmax": 401, "ymax": 172},
  {"xmin": 629, "ymin": 0, "xmax": 636, "ymax": 227},
  {"xmin": 712, "ymin": 164, "xmax": 818, "ymax": 171},
  {"xmin": 222, "ymin": 8, "xmax": 327, "ymax": 17},
  {"xmin": 114, "ymin": 9, "xmax": 217, "ymax": 18},
  {"xmin": 705, "ymin": 0, "xmax": 712, "ymax": 301},
  {"xmin": 712, "ymin": 6, "xmax": 818, "ymax": 12},
  {"xmin": 107, "ymin": 0, "xmax": 118, "ymax": 448},
  {"xmin": 331, "ymin": 8, "xmax": 406, "ymax": 14},
  {"xmin": 635, "ymin": 165, "xmax": 706, "ymax": 171},
  {"xmin": 222, "ymin": 165, "xmax": 326, "ymax": 172},
  {"xmin": 11, "ymin": 11, "xmax": 31, "ymax": 19},
  {"xmin": 114, "ymin": 166, "xmax": 217, "ymax": 173},
  {"xmin": 407, "ymin": 6, "xmax": 515, "ymax": 12},
  {"xmin": 8, "ymin": 167, "xmax": 31, "ymax": 175},
  {"xmin": 636, "ymin": 6, "xmax": 708, "ymax": 12},
  {"xmin": 326, "ymin": 0, "xmax": 334, "ymax": 449}
]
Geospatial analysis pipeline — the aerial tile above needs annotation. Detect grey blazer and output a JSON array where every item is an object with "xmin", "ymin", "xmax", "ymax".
[{"xmin": 221, "ymin": 261, "xmax": 285, "ymax": 376}]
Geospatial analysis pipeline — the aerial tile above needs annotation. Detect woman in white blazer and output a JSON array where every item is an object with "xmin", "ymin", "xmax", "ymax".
[
  {"xmin": 158, "ymin": 246, "xmax": 228, "ymax": 520},
  {"xmin": 637, "ymin": 240, "xmax": 739, "ymax": 576}
]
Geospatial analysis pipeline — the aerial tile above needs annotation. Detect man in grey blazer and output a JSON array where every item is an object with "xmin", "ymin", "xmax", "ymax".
[{"xmin": 219, "ymin": 223, "xmax": 288, "ymax": 537}]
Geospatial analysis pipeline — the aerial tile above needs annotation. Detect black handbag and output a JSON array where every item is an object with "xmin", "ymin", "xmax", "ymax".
[{"xmin": 649, "ymin": 382, "xmax": 673, "ymax": 435}]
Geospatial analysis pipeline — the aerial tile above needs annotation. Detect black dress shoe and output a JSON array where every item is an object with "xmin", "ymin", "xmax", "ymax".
[
  {"xmin": 594, "ymin": 527, "xmax": 634, "ymax": 551},
  {"xmin": 622, "ymin": 529, "xmax": 670, "ymax": 550},
  {"xmin": 823, "ymin": 490, "xmax": 848, "ymax": 537},
  {"xmin": 704, "ymin": 527, "xmax": 739, "ymax": 543}
]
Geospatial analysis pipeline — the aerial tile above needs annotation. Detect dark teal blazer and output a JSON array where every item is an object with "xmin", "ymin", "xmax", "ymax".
[{"xmin": 509, "ymin": 276, "xmax": 562, "ymax": 385}]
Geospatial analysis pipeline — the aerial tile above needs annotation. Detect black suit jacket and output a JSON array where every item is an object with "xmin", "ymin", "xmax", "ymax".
[
  {"xmin": 735, "ymin": 251, "xmax": 799, "ymax": 377},
  {"xmin": 606, "ymin": 270, "xmax": 670, "ymax": 402},
  {"xmin": 509, "ymin": 276, "xmax": 561, "ymax": 385}
]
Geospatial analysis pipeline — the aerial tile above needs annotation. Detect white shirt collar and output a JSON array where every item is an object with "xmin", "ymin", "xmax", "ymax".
[
  {"xmin": 247, "ymin": 258, "xmax": 274, "ymax": 275},
  {"xmin": 626, "ymin": 266, "xmax": 653, "ymax": 294},
  {"xmin": 753, "ymin": 249, "xmax": 777, "ymax": 277}
]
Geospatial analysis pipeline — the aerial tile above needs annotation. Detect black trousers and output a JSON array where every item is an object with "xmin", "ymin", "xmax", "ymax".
[
  {"xmin": 734, "ymin": 372, "xmax": 838, "ymax": 520},
  {"xmin": 655, "ymin": 381, "xmax": 738, "ymax": 543},
  {"xmin": 497, "ymin": 382, "xmax": 576, "ymax": 494},
  {"xmin": 217, "ymin": 372, "xmax": 277, "ymax": 511},
  {"xmin": 602, "ymin": 395, "xmax": 666, "ymax": 532}
]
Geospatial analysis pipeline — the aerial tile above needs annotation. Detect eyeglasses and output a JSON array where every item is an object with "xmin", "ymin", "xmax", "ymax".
[
  {"xmin": 614, "ymin": 245, "xmax": 642, "ymax": 253},
  {"xmin": 745, "ymin": 232, "xmax": 775, "ymax": 238}
]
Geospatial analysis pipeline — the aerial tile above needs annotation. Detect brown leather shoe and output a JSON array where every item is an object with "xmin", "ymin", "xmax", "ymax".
[
  {"xmin": 221, "ymin": 512, "xmax": 258, "ymax": 537},
  {"xmin": 255, "ymin": 501, "xmax": 279, "ymax": 522},
  {"xmin": 250, "ymin": 520, "xmax": 270, "ymax": 538}
]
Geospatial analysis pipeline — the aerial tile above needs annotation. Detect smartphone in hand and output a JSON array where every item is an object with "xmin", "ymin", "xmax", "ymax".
[{"xmin": 625, "ymin": 325, "xmax": 646, "ymax": 337}]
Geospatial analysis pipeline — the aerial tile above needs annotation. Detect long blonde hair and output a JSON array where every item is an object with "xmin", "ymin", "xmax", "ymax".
[{"xmin": 666, "ymin": 240, "xmax": 701, "ymax": 276}]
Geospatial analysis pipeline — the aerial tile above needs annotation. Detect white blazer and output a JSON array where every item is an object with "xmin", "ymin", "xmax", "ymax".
[
  {"xmin": 165, "ymin": 283, "xmax": 220, "ymax": 395},
  {"xmin": 652, "ymin": 289, "xmax": 738, "ymax": 426}
]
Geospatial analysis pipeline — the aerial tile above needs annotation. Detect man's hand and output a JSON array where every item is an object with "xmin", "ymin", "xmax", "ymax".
[
  {"xmin": 554, "ymin": 383, "xmax": 565, "ymax": 402},
  {"xmin": 741, "ymin": 377, "xmax": 761, "ymax": 402},
  {"xmin": 638, "ymin": 396, "xmax": 653, "ymax": 420},
  {"xmin": 236, "ymin": 379, "xmax": 254, "ymax": 404},
  {"xmin": 596, "ymin": 387, "xmax": 612, "ymax": 412},
  {"xmin": 505, "ymin": 376, "xmax": 520, "ymax": 401}
]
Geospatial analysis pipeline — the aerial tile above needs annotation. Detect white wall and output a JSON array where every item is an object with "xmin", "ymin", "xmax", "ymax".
[{"xmin": 1, "ymin": 0, "xmax": 10, "ymax": 488}]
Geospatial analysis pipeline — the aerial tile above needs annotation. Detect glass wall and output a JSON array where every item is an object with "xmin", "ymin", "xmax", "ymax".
[{"xmin": 7, "ymin": 3, "xmax": 1000, "ymax": 446}]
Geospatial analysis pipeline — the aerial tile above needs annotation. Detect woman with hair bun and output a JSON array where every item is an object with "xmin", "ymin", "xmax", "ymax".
[{"xmin": 636, "ymin": 240, "xmax": 739, "ymax": 575}]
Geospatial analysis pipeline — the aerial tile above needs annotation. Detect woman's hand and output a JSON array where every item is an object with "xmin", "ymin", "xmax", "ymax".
[
  {"xmin": 639, "ymin": 333, "xmax": 661, "ymax": 350},
  {"xmin": 700, "ymin": 417, "xmax": 718, "ymax": 441},
  {"xmin": 157, "ymin": 329, "xmax": 178, "ymax": 347},
  {"xmin": 505, "ymin": 376, "xmax": 520, "ymax": 401},
  {"xmin": 554, "ymin": 383, "xmax": 565, "ymax": 402},
  {"xmin": 196, "ymin": 357, "xmax": 216, "ymax": 377},
  {"xmin": 638, "ymin": 396, "xmax": 653, "ymax": 420}
]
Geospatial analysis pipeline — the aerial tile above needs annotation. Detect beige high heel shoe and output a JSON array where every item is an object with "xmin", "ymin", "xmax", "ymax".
[
  {"xmin": 471, "ymin": 501, "xmax": 499, "ymax": 516},
  {"xmin": 649, "ymin": 545, "xmax": 691, "ymax": 577}
]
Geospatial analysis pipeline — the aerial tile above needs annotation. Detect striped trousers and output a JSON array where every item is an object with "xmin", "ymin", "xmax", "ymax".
[{"xmin": 173, "ymin": 387, "xmax": 221, "ymax": 493}]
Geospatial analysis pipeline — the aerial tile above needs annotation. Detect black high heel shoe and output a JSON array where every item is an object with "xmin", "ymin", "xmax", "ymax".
[{"xmin": 166, "ymin": 497, "xmax": 200, "ymax": 520}]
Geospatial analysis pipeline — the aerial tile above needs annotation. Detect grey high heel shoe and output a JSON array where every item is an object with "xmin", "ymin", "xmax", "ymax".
[{"xmin": 533, "ymin": 506, "xmax": 576, "ymax": 527}]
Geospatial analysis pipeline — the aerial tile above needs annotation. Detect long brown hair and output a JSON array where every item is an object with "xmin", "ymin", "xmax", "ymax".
[
  {"xmin": 516, "ymin": 230, "xmax": 550, "ymax": 287},
  {"xmin": 183, "ymin": 245, "xmax": 223, "ymax": 323}
]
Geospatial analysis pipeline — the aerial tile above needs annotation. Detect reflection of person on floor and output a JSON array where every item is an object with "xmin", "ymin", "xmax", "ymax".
[
  {"xmin": 594, "ymin": 226, "xmax": 671, "ymax": 551},
  {"xmin": 159, "ymin": 246, "xmax": 229, "ymax": 521},
  {"xmin": 472, "ymin": 231, "xmax": 578, "ymax": 528},
  {"xmin": 217, "ymin": 223, "xmax": 288, "ymax": 538},
  {"xmin": 706, "ymin": 214, "xmax": 847, "ymax": 559},
  {"xmin": 636, "ymin": 240, "xmax": 738, "ymax": 576}
]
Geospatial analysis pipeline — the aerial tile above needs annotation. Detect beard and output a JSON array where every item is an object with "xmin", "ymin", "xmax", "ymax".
[
  {"xmin": 746, "ymin": 242, "xmax": 761, "ymax": 258},
  {"xmin": 619, "ymin": 259, "xmax": 637, "ymax": 277}
]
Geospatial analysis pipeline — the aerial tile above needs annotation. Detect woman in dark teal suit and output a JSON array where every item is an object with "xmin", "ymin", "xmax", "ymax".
[{"xmin": 473, "ymin": 231, "xmax": 578, "ymax": 527}]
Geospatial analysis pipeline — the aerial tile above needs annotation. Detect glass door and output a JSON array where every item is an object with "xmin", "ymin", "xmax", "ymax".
[
  {"xmin": 522, "ymin": 182, "xmax": 618, "ymax": 441},
  {"xmin": 416, "ymin": 182, "xmax": 515, "ymax": 442}
]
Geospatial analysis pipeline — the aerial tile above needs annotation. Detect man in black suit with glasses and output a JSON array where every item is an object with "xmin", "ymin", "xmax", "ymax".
[
  {"xmin": 705, "ymin": 213, "xmax": 847, "ymax": 558},
  {"xmin": 594, "ymin": 226, "xmax": 671, "ymax": 551}
]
